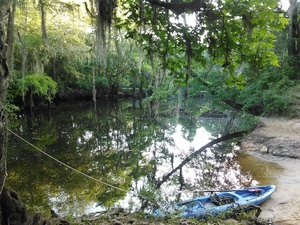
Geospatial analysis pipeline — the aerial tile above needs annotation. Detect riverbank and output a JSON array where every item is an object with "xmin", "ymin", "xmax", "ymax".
[{"xmin": 240, "ymin": 117, "xmax": 300, "ymax": 225}]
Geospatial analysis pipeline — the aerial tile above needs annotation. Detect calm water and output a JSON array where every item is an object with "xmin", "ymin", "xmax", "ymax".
[{"xmin": 6, "ymin": 99, "xmax": 282, "ymax": 216}]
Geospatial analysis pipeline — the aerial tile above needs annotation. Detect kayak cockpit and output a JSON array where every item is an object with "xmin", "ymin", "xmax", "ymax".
[{"xmin": 176, "ymin": 193, "xmax": 239, "ymax": 210}]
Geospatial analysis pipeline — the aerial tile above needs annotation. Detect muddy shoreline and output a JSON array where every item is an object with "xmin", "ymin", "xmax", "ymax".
[{"xmin": 240, "ymin": 117, "xmax": 300, "ymax": 225}]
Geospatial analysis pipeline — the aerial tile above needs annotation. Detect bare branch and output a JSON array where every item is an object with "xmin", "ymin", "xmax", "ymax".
[{"xmin": 84, "ymin": 1, "xmax": 96, "ymax": 18}]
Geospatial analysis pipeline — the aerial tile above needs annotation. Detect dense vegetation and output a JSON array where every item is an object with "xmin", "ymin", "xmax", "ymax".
[{"xmin": 2, "ymin": 0, "xmax": 299, "ymax": 117}]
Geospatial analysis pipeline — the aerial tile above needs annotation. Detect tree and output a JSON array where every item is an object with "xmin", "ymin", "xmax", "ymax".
[
  {"xmin": 39, "ymin": 0, "xmax": 48, "ymax": 45},
  {"xmin": 0, "ymin": 0, "xmax": 12, "ymax": 197},
  {"xmin": 6, "ymin": 0, "xmax": 15, "ymax": 75},
  {"xmin": 120, "ymin": 0, "xmax": 287, "ymax": 78},
  {"xmin": 288, "ymin": 0, "xmax": 300, "ymax": 56}
]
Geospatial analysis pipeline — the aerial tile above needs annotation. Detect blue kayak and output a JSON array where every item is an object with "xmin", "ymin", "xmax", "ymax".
[{"xmin": 153, "ymin": 185, "xmax": 276, "ymax": 218}]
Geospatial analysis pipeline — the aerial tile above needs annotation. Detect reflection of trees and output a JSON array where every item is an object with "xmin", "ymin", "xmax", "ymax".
[
  {"xmin": 177, "ymin": 98, "xmax": 254, "ymax": 139},
  {"xmin": 7, "ymin": 111, "xmax": 101, "ymax": 213},
  {"xmin": 190, "ymin": 144, "xmax": 254, "ymax": 191},
  {"xmin": 7, "ymin": 98, "xmax": 256, "ymax": 215},
  {"xmin": 154, "ymin": 142, "xmax": 257, "ymax": 208},
  {"xmin": 154, "ymin": 131, "xmax": 246, "ymax": 188},
  {"xmin": 7, "ymin": 99, "xmax": 177, "ymax": 215},
  {"xmin": 142, "ymin": 100, "xmax": 256, "ymax": 209},
  {"xmin": 92, "ymin": 100, "xmax": 169, "ymax": 207}
]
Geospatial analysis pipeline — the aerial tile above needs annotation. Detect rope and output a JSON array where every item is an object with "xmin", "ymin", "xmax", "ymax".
[{"xmin": 8, "ymin": 128, "xmax": 146, "ymax": 199}]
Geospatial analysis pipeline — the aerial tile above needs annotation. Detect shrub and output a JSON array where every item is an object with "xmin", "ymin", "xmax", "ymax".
[{"xmin": 16, "ymin": 73, "xmax": 57, "ymax": 103}]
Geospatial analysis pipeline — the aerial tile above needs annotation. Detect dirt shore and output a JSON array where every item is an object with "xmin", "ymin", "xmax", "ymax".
[{"xmin": 241, "ymin": 117, "xmax": 300, "ymax": 225}]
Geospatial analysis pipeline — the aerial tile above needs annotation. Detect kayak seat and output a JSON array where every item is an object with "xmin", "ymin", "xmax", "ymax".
[{"xmin": 209, "ymin": 194, "xmax": 235, "ymax": 206}]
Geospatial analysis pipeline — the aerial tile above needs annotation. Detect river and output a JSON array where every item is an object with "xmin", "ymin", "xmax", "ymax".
[{"xmin": 6, "ymin": 99, "xmax": 282, "ymax": 216}]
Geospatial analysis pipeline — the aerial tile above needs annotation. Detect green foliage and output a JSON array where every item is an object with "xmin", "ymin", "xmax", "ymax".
[
  {"xmin": 96, "ymin": 77, "xmax": 109, "ymax": 89},
  {"xmin": 210, "ymin": 66, "xmax": 294, "ymax": 116},
  {"xmin": 280, "ymin": 55, "xmax": 300, "ymax": 80},
  {"xmin": 283, "ymin": 84, "xmax": 300, "ymax": 117},
  {"xmin": 148, "ymin": 76, "xmax": 176, "ymax": 101},
  {"xmin": 225, "ymin": 75, "xmax": 246, "ymax": 90},
  {"xmin": 120, "ymin": 0, "xmax": 287, "ymax": 77},
  {"xmin": 9, "ymin": 0, "xmax": 297, "ymax": 118},
  {"xmin": 75, "ymin": 75, "xmax": 109, "ymax": 91},
  {"xmin": 17, "ymin": 73, "xmax": 57, "ymax": 102},
  {"xmin": 187, "ymin": 50, "xmax": 298, "ymax": 117},
  {"xmin": 2, "ymin": 103, "xmax": 20, "ymax": 115},
  {"xmin": 13, "ymin": 1, "xmax": 94, "ymax": 100}
]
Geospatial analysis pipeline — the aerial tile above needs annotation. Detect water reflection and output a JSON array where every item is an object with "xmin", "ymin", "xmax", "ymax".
[
  {"xmin": 237, "ymin": 153, "xmax": 283, "ymax": 185},
  {"xmin": 6, "ymin": 99, "xmax": 280, "ymax": 216}
]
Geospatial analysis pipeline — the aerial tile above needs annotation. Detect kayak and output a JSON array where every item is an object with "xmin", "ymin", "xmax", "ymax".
[{"xmin": 153, "ymin": 185, "xmax": 276, "ymax": 218}]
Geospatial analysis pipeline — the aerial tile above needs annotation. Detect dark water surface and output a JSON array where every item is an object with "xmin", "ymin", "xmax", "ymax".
[{"xmin": 7, "ymin": 99, "xmax": 282, "ymax": 216}]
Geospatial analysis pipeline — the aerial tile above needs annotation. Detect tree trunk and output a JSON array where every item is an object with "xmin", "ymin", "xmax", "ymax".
[
  {"xmin": 6, "ymin": 0, "xmax": 15, "ymax": 76},
  {"xmin": 0, "ymin": 0, "xmax": 11, "ymax": 196},
  {"xmin": 184, "ymin": 53, "xmax": 191, "ymax": 107},
  {"xmin": 17, "ymin": 32, "xmax": 27, "ymax": 106},
  {"xmin": 288, "ymin": 0, "xmax": 300, "ymax": 56},
  {"xmin": 184, "ymin": 28, "xmax": 191, "ymax": 107},
  {"xmin": 40, "ymin": 0, "xmax": 47, "ymax": 44},
  {"xmin": 92, "ymin": 66, "xmax": 96, "ymax": 105}
]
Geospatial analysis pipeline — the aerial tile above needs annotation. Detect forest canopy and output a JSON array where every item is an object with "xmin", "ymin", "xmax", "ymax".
[{"xmin": 4, "ymin": 0, "xmax": 299, "ymax": 116}]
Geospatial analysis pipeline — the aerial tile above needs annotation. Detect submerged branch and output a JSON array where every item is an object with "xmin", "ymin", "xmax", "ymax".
[{"xmin": 155, "ymin": 131, "xmax": 247, "ymax": 188}]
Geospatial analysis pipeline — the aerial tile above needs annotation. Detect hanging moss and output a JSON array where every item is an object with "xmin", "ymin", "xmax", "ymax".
[
  {"xmin": 94, "ymin": 0, "xmax": 117, "ymax": 69},
  {"xmin": 98, "ymin": 0, "xmax": 116, "ymax": 26}
]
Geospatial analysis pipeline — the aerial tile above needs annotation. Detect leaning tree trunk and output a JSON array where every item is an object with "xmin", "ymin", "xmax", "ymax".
[{"xmin": 0, "ymin": 0, "xmax": 11, "ymax": 196}]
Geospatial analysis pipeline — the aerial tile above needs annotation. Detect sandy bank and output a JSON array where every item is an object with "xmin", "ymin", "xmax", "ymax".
[{"xmin": 241, "ymin": 117, "xmax": 300, "ymax": 225}]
